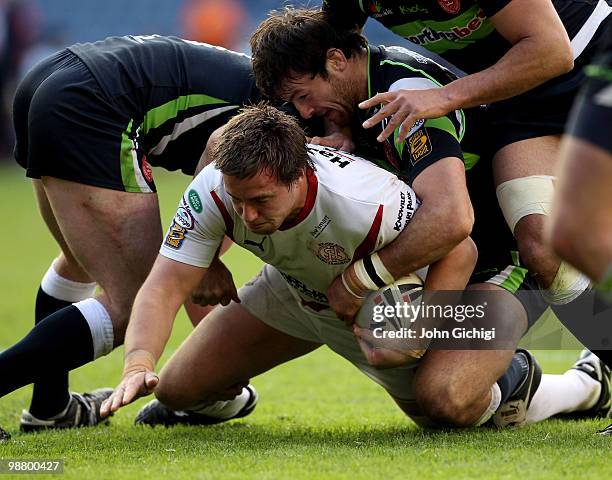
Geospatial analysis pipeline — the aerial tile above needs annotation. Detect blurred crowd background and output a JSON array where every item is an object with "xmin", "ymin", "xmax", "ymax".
[{"xmin": 0, "ymin": 0, "xmax": 401, "ymax": 159}]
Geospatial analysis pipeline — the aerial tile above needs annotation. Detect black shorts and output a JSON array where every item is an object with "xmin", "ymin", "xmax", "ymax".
[
  {"xmin": 566, "ymin": 52, "xmax": 612, "ymax": 153},
  {"xmin": 13, "ymin": 49, "xmax": 156, "ymax": 193},
  {"xmin": 466, "ymin": 158, "xmax": 549, "ymax": 331},
  {"xmin": 482, "ymin": 15, "xmax": 612, "ymax": 155}
]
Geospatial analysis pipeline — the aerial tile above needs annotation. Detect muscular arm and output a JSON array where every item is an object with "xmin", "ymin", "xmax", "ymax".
[
  {"xmin": 362, "ymin": 0, "xmax": 574, "ymax": 142},
  {"xmin": 124, "ymin": 256, "xmax": 208, "ymax": 372},
  {"xmin": 332, "ymin": 157, "xmax": 474, "ymax": 322},
  {"xmin": 442, "ymin": 0, "xmax": 573, "ymax": 110},
  {"xmin": 102, "ymin": 255, "xmax": 209, "ymax": 415},
  {"xmin": 377, "ymin": 157, "xmax": 474, "ymax": 286}
]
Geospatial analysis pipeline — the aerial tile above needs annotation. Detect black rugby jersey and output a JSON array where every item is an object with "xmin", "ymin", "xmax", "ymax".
[
  {"xmin": 353, "ymin": 44, "xmax": 476, "ymax": 183},
  {"xmin": 69, "ymin": 35, "xmax": 261, "ymax": 175},
  {"xmin": 324, "ymin": 0, "xmax": 609, "ymax": 74}
]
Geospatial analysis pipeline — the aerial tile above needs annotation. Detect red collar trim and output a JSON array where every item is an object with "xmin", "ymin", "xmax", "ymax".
[{"xmin": 279, "ymin": 168, "xmax": 318, "ymax": 231}]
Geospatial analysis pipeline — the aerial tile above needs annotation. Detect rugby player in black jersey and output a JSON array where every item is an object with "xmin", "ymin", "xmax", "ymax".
[
  {"xmin": 250, "ymin": 9, "xmax": 611, "ymax": 429},
  {"xmin": 322, "ymin": 0, "xmax": 611, "ymax": 314},
  {"xmin": 2, "ymin": 35, "xmax": 264, "ymax": 433}
]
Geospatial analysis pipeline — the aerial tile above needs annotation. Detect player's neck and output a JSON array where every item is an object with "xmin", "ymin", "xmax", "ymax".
[{"xmin": 283, "ymin": 172, "xmax": 310, "ymax": 225}]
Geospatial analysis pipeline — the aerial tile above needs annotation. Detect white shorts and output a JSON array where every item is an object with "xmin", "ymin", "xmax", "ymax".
[{"xmin": 238, "ymin": 265, "xmax": 420, "ymax": 402}]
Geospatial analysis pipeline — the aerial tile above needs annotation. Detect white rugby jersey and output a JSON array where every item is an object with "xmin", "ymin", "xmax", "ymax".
[{"xmin": 160, "ymin": 144, "xmax": 419, "ymax": 310}]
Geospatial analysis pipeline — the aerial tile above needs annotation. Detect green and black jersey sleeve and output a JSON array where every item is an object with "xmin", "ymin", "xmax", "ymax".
[
  {"xmin": 68, "ymin": 35, "xmax": 261, "ymax": 175},
  {"xmin": 353, "ymin": 45, "xmax": 466, "ymax": 184},
  {"xmin": 323, "ymin": 1, "xmax": 608, "ymax": 75},
  {"xmin": 322, "ymin": 0, "xmax": 512, "ymax": 73}
]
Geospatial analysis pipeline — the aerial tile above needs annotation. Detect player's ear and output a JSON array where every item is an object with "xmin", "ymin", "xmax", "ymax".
[{"xmin": 325, "ymin": 48, "xmax": 348, "ymax": 73}]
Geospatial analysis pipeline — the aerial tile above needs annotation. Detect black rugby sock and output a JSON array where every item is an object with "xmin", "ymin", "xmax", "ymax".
[
  {"xmin": 28, "ymin": 287, "xmax": 72, "ymax": 418},
  {"xmin": 496, "ymin": 353, "xmax": 529, "ymax": 403},
  {"xmin": 0, "ymin": 305, "xmax": 94, "ymax": 398}
]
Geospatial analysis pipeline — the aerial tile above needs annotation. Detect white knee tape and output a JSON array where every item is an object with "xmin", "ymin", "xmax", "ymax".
[
  {"xmin": 541, "ymin": 262, "xmax": 591, "ymax": 305},
  {"xmin": 495, "ymin": 175, "xmax": 555, "ymax": 233},
  {"xmin": 74, "ymin": 298, "xmax": 114, "ymax": 359}
]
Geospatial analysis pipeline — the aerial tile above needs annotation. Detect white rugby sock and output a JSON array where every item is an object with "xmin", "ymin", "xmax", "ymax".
[
  {"xmin": 191, "ymin": 388, "xmax": 250, "ymax": 419},
  {"xmin": 525, "ymin": 370, "xmax": 601, "ymax": 424},
  {"xmin": 41, "ymin": 264, "xmax": 97, "ymax": 302},
  {"xmin": 73, "ymin": 298, "xmax": 114, "ymax": 359}
]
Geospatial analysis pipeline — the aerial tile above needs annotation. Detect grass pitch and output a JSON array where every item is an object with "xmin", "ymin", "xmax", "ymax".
[{"xmin": 0, "ymin": 164, "xmax": 610, "ymax": 479}]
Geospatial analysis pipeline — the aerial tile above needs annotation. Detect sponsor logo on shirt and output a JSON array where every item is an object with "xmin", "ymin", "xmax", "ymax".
[
  {"xmin": 188, "ymin": 189, "xmax": 203, "ymax": 213},
  {"xmin": 244, "ymin": 236, "xmax": 267, "ymax": 252},
  {"xmin": 314, "ymin": 242, "xmax": 350, "ymax": 265},
  {"xmin": 437, "ymin": 0, "xmax": 461, "ymax": 14},
  {"xmin": 400, "ymin": 5, "xmax": 429, "ymax": 15},
  {"xmin": 280, "ymin": 271, "xmax": 329, "ymax": 304},
  {"xmin": 394, "ymin": 191, "xmax": 407, "ymax": 232},
  {"xmin": 408, "ymin": 129, "xmax": 432, "ymax": 165},
  {"xmin": 366, "ymin": 1, "xmax": 429, "ymax": 18},
  {"xmin": 407, "ymin": 9, "xmax": 487, "ymax": 47},
  {"xmin": 164, "ymin": 220, "xmax": 187, "ymax": 250},
  {"xmin": 174, "ymin": 198, "xmax": 195, "ymax": 230},
  {"xmin": 310, "ymin": 215, "xmax": 331, "ymax": 238},
  {"xmin": 395, "ymin": 190, "xmax": 416, "ymax": 232}
]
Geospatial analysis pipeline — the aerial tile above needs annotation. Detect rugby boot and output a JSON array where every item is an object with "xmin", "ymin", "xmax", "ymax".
[
  {"xmin": 491, "ymin": 349, "xmax": 542, "ymax": 427},
  {"xmin": 135, "ymin": 385, "xmax": 258, "ymax": 427},
  {"xmin": 20, "ymin": 388, "xmax": 113, "ymax": 432}
]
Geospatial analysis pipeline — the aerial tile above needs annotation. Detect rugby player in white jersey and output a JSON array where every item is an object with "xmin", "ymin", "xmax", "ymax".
[{"xmin": 100, "ymin": 105, "xmax": 605, "ymax": 428}]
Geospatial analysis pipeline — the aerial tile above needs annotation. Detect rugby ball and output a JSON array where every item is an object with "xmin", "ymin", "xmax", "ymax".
[{"xmin": 354, "ymin": 273, "xmax": 425, "ymax": 359}]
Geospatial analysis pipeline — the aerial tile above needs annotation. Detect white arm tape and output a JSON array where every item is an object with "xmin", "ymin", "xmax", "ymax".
[
  {"xmin": 370, "ymin": 252, "xmax": 395, "ymax": 285},
  {"xmin": 353, "ymin": 253, "xmax": 396, "ymax": 291}
]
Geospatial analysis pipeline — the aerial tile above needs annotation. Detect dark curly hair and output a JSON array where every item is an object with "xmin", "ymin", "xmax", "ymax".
[{"xmin": 250, "ymin": 7, "xmax": 367, "ymax": 99}]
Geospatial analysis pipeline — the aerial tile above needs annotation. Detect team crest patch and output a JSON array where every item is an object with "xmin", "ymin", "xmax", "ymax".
[
  {"xmin": 408, "ymin": 129, "xmax": 432, "ymax": 165},
  {"xmin": 314, "ymin": 242, "xmax": 350, "ymax": 265},
  {"xmin": 164, "ymin": 220, "xmax": 187, "ymax": 250},
  {"xmin": 437, "ymin": 0, "xmax": 460, "ymax": 14}
]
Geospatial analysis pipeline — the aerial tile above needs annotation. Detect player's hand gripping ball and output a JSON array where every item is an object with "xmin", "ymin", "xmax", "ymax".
[{"xmin": 353, "ymin": 273, "xmax": 426, "ymax": 368}]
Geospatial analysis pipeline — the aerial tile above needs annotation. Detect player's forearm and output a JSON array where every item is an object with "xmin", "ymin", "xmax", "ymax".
[
  {"xmin": 424, "ymin": 237, "xmax": 477, "ymax": 290},
  {"xmin": 378, "ymin": 197, "xmax": 473, "ymax": 279},
  {"xmin": 123, "ymin": 287, "xmax": 180, "ymax": 372},
  {"xmin": 441, "ymin": 37, "xmax": 573, "ymax": 111}
]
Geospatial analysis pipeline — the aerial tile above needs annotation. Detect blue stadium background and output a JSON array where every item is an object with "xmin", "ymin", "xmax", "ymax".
[{"xmin": 32, "ymin": 0, "xmax": 399, "ymax": 51}]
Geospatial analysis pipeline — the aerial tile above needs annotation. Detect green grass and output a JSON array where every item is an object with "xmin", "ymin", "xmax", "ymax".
[{"xmin": 0, "ymin": 164, "xmax": 610, "ymax": 479}]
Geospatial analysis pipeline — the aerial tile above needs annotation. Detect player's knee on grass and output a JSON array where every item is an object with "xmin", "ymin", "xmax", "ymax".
[
  {"xmin": 155, "ymin": 374, "xmax": 238, "ymax": 411},
  {"xmin": 415, "ymin": 375, "xmax": 484, "ymax": 427}
]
